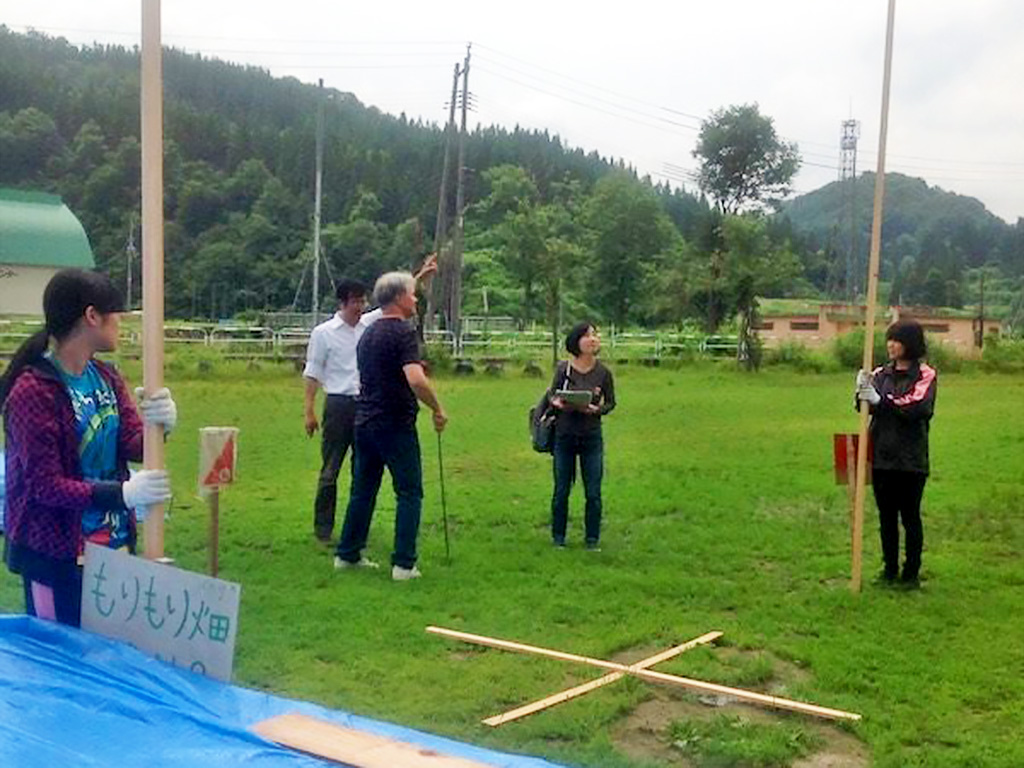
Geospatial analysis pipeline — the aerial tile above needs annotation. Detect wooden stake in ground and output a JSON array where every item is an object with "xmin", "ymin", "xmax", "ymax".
[
  {"xmin": 208, "ymin": 488, "xmax": 220, "ymax": 577},
  {"xmin": 199, "ymin": 427, "xmax": 239, "ymax": 577},
  {"xmin": 140, "ymin": 0, "xmax": 167, "ymax": 560},
  {"xmin": 483, "ymin": 631, "xmax": 722, "ymax": 727},
  {"xmin": 852, "ymin": 0, "xmax": 897, "ymax": 593},
  {"xmin": 428, "ymin": 626, "xmax": 861, "ymax": 723}
]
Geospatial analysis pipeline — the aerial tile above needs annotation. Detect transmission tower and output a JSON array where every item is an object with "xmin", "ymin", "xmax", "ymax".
[{"xmin": 839, "ymin": 119, "xmax": 860, "ymax": 301}]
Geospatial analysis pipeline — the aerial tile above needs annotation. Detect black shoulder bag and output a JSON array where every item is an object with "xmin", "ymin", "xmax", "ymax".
[{"xmin": 529, "ymin": 361, "xmax": 569, "ymax": 454}]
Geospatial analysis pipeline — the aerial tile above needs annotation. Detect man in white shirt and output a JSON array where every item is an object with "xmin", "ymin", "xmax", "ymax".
[
  {"xmin": 304, "ymin": 279, "xmax": 380, "ymax": 541},
  {"xmin": 303, "ymin": 257, "xmax": 436, "ymax": 541}
]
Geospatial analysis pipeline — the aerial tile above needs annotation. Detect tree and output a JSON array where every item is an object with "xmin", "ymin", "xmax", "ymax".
[
  {"xmin": 693, "ymin": 104, "xmax": 799, "ymax": 214},
  {"xmin": 584, "ymin": 173, "xmax": 674, "ymax": 327},
  {"xmin": 0, "ymin": 107, "xmax": 62, "ymax": 184},
  {"xmin": 718, "ymin": 214, "xmax": 801, "ymax": 369},
  {"xmin": 471, "ymin": 166, "xmax": 544, "ymax": 324}
]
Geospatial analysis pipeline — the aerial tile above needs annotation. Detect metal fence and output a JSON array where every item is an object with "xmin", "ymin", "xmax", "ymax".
[{"xmin": 0, "ymin": 321, "xmax": 738, "ymax": 361}]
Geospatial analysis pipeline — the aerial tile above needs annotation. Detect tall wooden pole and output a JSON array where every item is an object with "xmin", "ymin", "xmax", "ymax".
[
  {"xmin": 852, "ymin": 0, "xmax": 897, "ymax": 592},
  {"xmin": 141, "ymin": 0, "xmax": 166, "ymax": 559}
]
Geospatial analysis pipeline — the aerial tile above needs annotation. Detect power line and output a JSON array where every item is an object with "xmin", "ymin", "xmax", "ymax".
[
  {"xmin": 475, "ymin": 42, "xmax": 705, "ymax": 123},
  {"xmin": 474, "ymin": 64, "xmax": 698, "ymax": 139},
  {"xmin": 475, "ymin": 54, "xmax": 701, "ymax": 131},
  {"xmin": 11, "ymin": 23, "xmax": 1024, "ymax": 183}
]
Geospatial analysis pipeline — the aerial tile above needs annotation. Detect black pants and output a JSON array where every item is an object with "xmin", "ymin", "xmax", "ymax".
[
  {"xmin": 872, "ymin": 469, "xmax": 927, "ymax": 579},
  {"xmin": 551, "ymin": 431, "xmax": 604, "ymax": 545},
  {"xmin": 314, "ymin": 394, "xmax": 356, "ymax": 540},
  {"xmin": 336, "ymin": 425, "xmax": 423, "ymax": 569}
]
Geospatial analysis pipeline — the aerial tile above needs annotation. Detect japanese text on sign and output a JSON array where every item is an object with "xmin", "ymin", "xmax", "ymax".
[{"xmin": 81, "ymin": 543, "xmax": 241, "ymax": 681}]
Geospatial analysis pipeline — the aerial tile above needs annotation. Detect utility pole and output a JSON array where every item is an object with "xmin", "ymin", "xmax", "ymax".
[
  {"xmin": 428, "ymin": 63, "xmax": 461, "ymax": 332},
  {"xmin": 311, "ymin": 78, "xmax": 325, "ymax": 327},
  {"xmin": 978, "ymin": 271, "xmax": 986, "ymax": 349},
  {"xmin": 449, "ymin": 43, "xmax": 471, "ymax": 350}
]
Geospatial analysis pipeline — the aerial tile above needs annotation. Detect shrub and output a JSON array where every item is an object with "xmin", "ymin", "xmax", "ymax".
[
  {"xmin": 980, "ymin": 336, "xmax": 1024, "ymax": 373},
  {"xmin": 924, "ymin": 338, "xmax": 963, "ymax": 373},
  {"xmin": 833, "ymin": 329, "xmax": 887, "ymax": 369},
  {"xmin": 422, "ymin": 342, "xmax": 453, "ymax": 375},
  {"xmin": 764, "ymin": 342, "xmax": 839, "ymax": 373}
]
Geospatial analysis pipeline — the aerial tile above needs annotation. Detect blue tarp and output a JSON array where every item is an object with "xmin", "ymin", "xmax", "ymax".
[{"xmin": 0, "ymin": 615, "xmax": 565, "ymax": 767}]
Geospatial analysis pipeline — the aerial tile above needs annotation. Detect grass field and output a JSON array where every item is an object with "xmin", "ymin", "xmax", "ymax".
[{"xmin": 2, "ymin": 360, "xmax": 1023, "ymax": 767}]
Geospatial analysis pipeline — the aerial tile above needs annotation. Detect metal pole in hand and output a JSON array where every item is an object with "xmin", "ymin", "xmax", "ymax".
[{"xmin": 436, "ymin": 432, "xmax": 451, "ymax": 564}]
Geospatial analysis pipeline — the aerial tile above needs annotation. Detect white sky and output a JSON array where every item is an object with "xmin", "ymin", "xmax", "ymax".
[{"xmin": 3, "ymin": 0, "xmax": 1022, "ymax": 222}]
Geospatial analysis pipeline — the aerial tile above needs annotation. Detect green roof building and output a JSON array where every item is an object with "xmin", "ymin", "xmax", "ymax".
[{"xmin": 0, "ymin": 188, "xmax": 95, "ymax": 315}]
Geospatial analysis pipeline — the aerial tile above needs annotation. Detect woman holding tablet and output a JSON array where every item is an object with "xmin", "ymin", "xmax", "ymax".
[{"xmin": 548, "ymin": 322, "xmax": 616, "ymax": 550}]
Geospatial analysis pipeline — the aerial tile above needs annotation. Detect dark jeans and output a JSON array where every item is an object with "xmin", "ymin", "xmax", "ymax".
[
  {"xmin": 314, "ymin": 394, "xmax": 356, "ymax": 539},
  {"xmin": 336, "ymin": 425, "xmax": 423, "ymax": 569},
  {"xmin": 551, "ymin": 430, "xmax": 604, "ymax": 544},
  {"xmin": 22, "ymin": 562, "xmax": 83, "ymax": 628},
  {"xmin": 872, "ymin": 469, "xmax": 927, "ymax": 579}
]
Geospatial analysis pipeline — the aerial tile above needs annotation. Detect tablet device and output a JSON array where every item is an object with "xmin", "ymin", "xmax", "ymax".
[{"xmin": 555, "ymin": 389, "xmax": 593, "ymax": 407}]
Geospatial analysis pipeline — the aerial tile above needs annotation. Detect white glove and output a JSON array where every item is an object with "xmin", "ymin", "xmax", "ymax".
[
  {"xmin": 123, "ymin": 469, "xmax": 171, "ymax": 511},
  {"xmin": 857, "ymin": 384, "xmax": 881, "ymax": 406},
  {"xmin": 855, "ymin": 370, "xmax": 871, "ymax": 389},
  {"xmin": 135, "ymin": 387, "xmax": 178, "ymax": 434}
]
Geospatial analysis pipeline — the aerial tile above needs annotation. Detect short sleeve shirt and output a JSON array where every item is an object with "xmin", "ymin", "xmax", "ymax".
[
  {"xmin": 302, "ymin": 308, "xmax": 383, "ymax": 395},
  {"xmin": 355, "ymin": 318, "xmax": 421, "ymax": 430},
  {"xmin": 50, "ymin": 356, "xmax": 130, "ymax": 550}
]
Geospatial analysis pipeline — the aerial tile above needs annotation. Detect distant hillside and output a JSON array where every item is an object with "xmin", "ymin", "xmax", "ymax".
[
  {"xmin": 781, "ymin": 172, "xmax": 1022, "ymax": 306},
  {"xmin": 0, "ymin": 27, "xmax": 634, "ymax": 316},
  {"xmin": 1, "ymin": 27, "xmax": 1019, "ymax": 324}
]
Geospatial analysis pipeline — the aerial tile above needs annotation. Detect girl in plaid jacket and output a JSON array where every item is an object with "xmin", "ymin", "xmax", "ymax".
[{"xmin": 1, "ymin": 269, "xmax": 176, "ymax": 626}]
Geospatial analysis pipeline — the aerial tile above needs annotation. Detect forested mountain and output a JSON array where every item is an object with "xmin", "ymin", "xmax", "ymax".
[
  {"xmin": 0, "ymin": 27, "xmax": 636, "ymax": 319},
  {"xmin": 782, "ymin": 173, "xmax": 1023, "ymax": 308},
  {"xmin": 2, "ymin": 27, "xmax": 1022, "ymax": 327}
]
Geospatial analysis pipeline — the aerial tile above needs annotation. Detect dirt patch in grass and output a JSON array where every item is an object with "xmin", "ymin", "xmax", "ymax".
[
  {"xmin": 612, "ymin": 692, "xmax": 867, "ymax": 767},
  {"xmin": 609, "ymin": 644, "xmax": 867, "ymax": 767}
]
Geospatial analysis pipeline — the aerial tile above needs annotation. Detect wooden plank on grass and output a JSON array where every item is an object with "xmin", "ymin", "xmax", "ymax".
[
  {"xmin": 428, "ymin": 626, "xmax": 861, "ymax": 723},
  {"xmin": 252, "ymin": 713, "xmax": 493, "ymax": 768},
  {"xmin": 483, "ymin": 631, "xmax": 723, "ymax": 726}
]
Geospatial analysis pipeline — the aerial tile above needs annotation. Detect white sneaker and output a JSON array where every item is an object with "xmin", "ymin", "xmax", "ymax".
[
  {"xmin": 392, "ymin": 565, "xmax": 422, "ymax": 581},
  {"xmin": 334, "ymin": 556, "xmax": 380, "ymax": 570}
]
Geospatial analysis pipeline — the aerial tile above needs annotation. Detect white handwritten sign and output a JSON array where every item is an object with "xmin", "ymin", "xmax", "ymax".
[{"xmin": 81, "ymin": 543, "xmax": 241, "ymax": 681}]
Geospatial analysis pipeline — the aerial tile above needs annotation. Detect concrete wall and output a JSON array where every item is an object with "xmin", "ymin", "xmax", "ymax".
[
  {"xmin": 757, "ymin": 303, "xmax": 1001, "ymax": 357},
  {"xmin": 0, "ymin": 264, "xmax": 57, "ymax": 315}
]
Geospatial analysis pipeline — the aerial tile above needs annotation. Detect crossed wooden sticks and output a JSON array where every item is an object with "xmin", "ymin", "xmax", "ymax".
[{"xmin": 427, "ymin": 626, "xmax": 861, "ymax": 724}]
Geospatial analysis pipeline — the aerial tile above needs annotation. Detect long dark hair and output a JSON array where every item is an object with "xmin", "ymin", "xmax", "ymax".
[{"xmin": 0, "ymin": 269, "xmax": 124, "ymax": 406}]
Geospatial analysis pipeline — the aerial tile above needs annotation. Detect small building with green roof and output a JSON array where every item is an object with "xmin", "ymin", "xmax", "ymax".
[{"xmin": 1, "ymin": 187, "xmax": 95, "ymax": 315}]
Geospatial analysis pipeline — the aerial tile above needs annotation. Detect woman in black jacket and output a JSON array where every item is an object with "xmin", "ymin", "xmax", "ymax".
[{"xmin": 856, "ymin": 319, "xmax": 937, "ymax": 588}]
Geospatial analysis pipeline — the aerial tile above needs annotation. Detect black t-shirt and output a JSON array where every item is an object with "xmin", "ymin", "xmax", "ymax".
[
  {"xmin": 355, "ymin": 317, "xmax": 421, "ymax": 430},
  {"xmin": 550, "ymin": 359, "xmax": 616, "ymax": 436}
]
